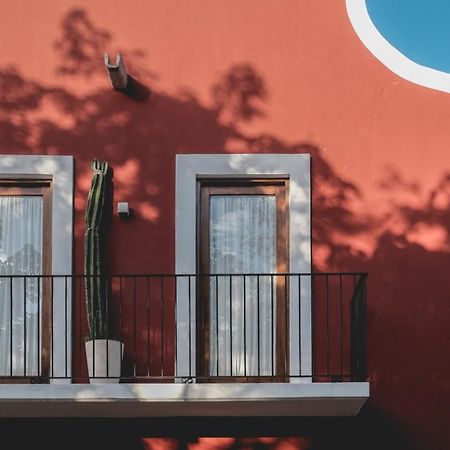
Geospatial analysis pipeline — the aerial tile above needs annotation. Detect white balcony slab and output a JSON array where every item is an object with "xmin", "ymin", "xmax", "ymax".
[{"xmin": 0, "ymin": 382, "xmax": 369, "ymax": 417}]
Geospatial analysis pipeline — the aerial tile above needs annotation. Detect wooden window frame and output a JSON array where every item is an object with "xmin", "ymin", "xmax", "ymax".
[
  {"xmin": 0, "ymin": 176, "xmax": 52, "ymax": 382},
  {"xmin": 196, "ymin": 177, "xmax": 289, "ymax": 381}
]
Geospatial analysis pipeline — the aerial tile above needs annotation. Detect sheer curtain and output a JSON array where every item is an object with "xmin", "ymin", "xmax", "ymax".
[
  {"xmin": 0, "ymin": 196, "xmax": 43, "ymax": 376},
  {"xmin": 209, "ymin": 195, "xmax": 276, "ymax": 376}
]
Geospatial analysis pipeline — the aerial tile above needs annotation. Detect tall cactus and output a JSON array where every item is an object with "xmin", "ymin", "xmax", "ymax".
[{"xmin": 84, "ymin": 159, "xmax": 109, "ymax": 340}]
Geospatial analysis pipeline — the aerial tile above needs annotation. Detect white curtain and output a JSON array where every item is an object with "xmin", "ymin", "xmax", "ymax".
[
  {"xmin": 0, "ymin": 196, "xmax": 43, "ymax": 376},
  {"xmin": 209, "ymin": 195, "xmax": 276, "ymax": 376}
]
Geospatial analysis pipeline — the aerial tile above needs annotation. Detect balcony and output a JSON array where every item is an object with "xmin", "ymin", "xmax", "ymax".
[{"xmin": 0, "ymin": 273, "xmax": 369, "ymax": 417}]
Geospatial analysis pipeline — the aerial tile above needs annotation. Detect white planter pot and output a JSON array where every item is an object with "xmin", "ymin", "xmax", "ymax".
[{"xmin": 85, "ymin": 339, "xmax": 123, "ymax": 384}]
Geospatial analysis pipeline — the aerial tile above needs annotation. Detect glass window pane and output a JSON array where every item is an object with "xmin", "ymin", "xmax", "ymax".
[
  {"xmin": 0, "ymin": 196, "xmax": 43, "ymax": 376},
  {"xmin": 209, "ymin": 194, "xmax": 277, "ymax": 376},
  {"xmin": 210, "ymin": 195, "xmax": 276, "ymax": 274}
]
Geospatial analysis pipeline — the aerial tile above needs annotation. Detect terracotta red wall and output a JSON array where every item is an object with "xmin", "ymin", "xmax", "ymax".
[{"xmin": 1, "ymin": 1, "xmax": 449, "ymax": 449}]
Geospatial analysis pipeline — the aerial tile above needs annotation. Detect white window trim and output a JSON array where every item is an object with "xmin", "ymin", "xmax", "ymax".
[
  {"xmin": 0, "ymin": 155, "xmax": 74, "ymax": 381},
  {"xmin": 175, "ymin": 153, "xmax": 312, "ymax": 382}
]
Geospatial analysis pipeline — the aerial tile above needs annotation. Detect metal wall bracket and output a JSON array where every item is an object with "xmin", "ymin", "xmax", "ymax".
[{"xmin": 104, "ymin": 53, "xmax": 128, "ymax": 90}]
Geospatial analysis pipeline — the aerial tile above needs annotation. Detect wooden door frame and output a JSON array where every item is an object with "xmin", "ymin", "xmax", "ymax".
[
  {"xmin": 196, "ymin": 177, "xmax": 289, "ymax": 381},
  {"xmin": 0, "ymin": 177, "xmax": 52, "ymax": 382}
]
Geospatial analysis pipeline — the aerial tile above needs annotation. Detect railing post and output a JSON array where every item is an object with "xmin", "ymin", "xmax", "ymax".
[{"xmin": 350, "ymin": 274, "xmax": 367, "ymax": 382}]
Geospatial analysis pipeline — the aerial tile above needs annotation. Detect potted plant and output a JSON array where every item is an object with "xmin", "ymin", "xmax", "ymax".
[{"xmin": 84, "ymin": 159, "xmax": 123, "ymax": 383}]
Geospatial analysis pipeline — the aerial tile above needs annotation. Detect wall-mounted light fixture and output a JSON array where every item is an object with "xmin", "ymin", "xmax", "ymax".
[
  {"xmin": 104, "ymin": 53, "xmax": 128, "ymax": 90},
  {"xmin": 117, "ymin": 202, "xmax": 131, "ymax": 219}
]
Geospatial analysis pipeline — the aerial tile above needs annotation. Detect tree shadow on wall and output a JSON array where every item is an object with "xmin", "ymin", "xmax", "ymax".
[
  {"xmin": 0, "ymin": 7, "xmax": 449, "ymax": 450},
  {"xmin": 0, "ymin": 7, "xmax": 367, "ymax": 275}
]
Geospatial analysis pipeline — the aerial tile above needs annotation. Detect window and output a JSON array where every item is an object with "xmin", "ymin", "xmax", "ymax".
[
  {"xmin": 0, "ymin": 155, "xmax": 73, "ymax": 381},
  {"xmin": 0, "ymin": 178, "xmax": 52, "ymax": 378},
  {"xmin": 197, "ymin": 178, "xmax": 289, "ymax": 379},
  {"xmin": 176, "ymin": 154, "xmax": 312, "ymax": 382}
]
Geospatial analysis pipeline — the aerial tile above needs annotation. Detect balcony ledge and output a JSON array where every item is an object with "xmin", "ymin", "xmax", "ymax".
[{"xmin": 0, "ymin": 382, "xmax": 369, "ymax": 417}]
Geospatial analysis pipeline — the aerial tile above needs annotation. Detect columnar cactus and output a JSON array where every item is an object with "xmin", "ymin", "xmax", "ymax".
[{"xmin": 84, "ymin": 159, "xmax": 109, "ymax": 340}]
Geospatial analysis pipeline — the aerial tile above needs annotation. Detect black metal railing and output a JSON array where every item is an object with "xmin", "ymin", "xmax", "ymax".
[{"xmin": 0, "ymin": 273, "xmax": 367, "ymax": 383}]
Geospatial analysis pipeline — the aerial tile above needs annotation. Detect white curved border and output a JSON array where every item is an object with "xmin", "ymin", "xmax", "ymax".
[{"xmin": 346, "ymin": 0, "xmax": 450, "ymax": 93}]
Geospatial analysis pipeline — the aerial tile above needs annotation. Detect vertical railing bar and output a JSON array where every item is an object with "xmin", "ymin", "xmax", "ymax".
[
  {"xmin": 92, "ymin": 276, "xmax": 96, "ymax": 379},
  {"xmin": 215, "ymin": 275, "xmax": 219, "ymax": 376},
  {"xmin": 78, "ymin": 277, "xmax": 82, "ymax": 381},
  {"xmin": 51, "ymin": 276, "xmax": 54, "ymax": 378},
  {"xmin": 174, "ymin": 276, "xmax": 178, "ymax": 379},
  {"xmin": 257, "ymin": 274, "xmax": 260, "ymax": 377},
  {"xmin": 229, "ymin": 274, "xmax": 232, "ymax": 377},
  {"xmin": 351, "ymin": 275, "xmax": 359, "ymax": 381},
  {"xmin": 325, "ymin": 274, "xmax": 330, "ymax": 378},
  {"xmin": 298, "ymin": 274, "xmax": 301, "ymax": 377},
  {"xmin": 311, "ymin": 273, "xmax": 315, "ymax": 379},
  {"xmin": 285, "ymin": 274, "xmax": 288, "ymax": 378},
  {"xmin": 89, "ymin": 275, "xmax": 100, "ymax": 378},
  {"xmin": 339, "ymin": 274, "xmax": 343, "ymax": 380},
  {"xmin": 133, "ymin": 276, "xmax": 137, "ymax": 377},
  {"xmin": 65, "ymin": 276, "xmax": 68, "ymax": 379},
  {"xmin": 350, "ymin": 275, "xmax": 357, "ymax": 381},
  {"xmin": 10, "ymin": 276, "xmax": 13, "ymax": 376},
  {"xmin": 271, "ymin": 274, "xmax": 274, "ymax": 377},
  {"xmin": 119, "ymin": 276, "xmax": 123, "ymax": 366},
  {"xmin": 23, "ymin": 276, "xmax": 27, "ymax": 376},
  {"xmin": 188, "ymin": 275, "xmax": 192, "ymax": 378},
  {"xmin": 243, "ymin": 274, "xmax": 247, "ymax": 378},
  {"xmin": 37, "ymin": 276, "xmax": 41, "ymax": 376},
  {"xmin": 161, "ymin": 276, "xmax": 165, "ymax": 376},
  {"xmin": 363, "ymin": 274, "xmax": 368, "ymax": 382},
  {"xmin": 146, "ymin": 276, "xmax": 151, "ymax": 377},
  {"xmin": 105, "ymin": 276, "xmax": 109, "ymax": 378}
]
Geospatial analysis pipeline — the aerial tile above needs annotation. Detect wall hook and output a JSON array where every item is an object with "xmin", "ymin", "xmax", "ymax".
[{"xmin": 104, "ymin": 53, "xmax": 128, "ymax": 90}]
